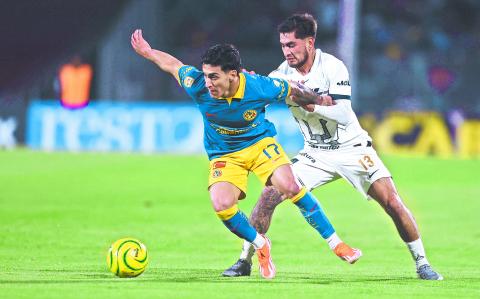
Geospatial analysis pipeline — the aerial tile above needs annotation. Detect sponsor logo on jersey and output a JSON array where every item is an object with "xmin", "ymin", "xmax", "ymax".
[
  {"xmin": 212, "ymin": 169, "xmax": 222, "ymax": 178},
  {"xmin": 308, "ymin": 143, "xmax": 340, "ymax": 150},
  {"xmin": 243, "ymin": 109, "xmax": 257, "ymax": 121},
  {"xmin": 206, "ymin": 112, "xmax": 216, "ymax": 117},
  {"xmin": 300, "ymin": 152, "xmax": 316, "ymax": 163},
  {"xmin": 183, "ymin": 76, "xmax": 194, "ymax": 88},
  {"xmin": 336, "ymin": 80, "xmax": 350, "ymax": 86},
  {"xmin": 213, "ymin": 161, "xmax": 226, "ymax": 169},
  {"xmin": 211, "ymin": 123, "xmax": 256, "ymax": 135}
]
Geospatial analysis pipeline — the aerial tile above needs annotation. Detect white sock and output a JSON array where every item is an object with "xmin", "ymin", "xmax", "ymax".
[
  {"xmin": 326, "ymin": 232, "xmax": 342, "ymax": 250},
  {"xmin": 406, "ymin": 238, "xmax": 429, "ymax": 268},
  {"xmin": 239, "ymin": 240, "xmax": 255, "ymax": 263},
  {"xmin": 251, "ymin": 233, "xmax": 266, "ymax": 249}
]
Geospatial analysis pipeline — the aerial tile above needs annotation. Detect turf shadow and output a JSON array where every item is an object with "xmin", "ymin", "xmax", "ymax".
[{"xmin": 0, "ymin": 268, "xmax": 427, "ymax": 285}]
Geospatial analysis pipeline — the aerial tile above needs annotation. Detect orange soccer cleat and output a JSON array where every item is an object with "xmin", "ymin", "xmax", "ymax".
[
  {"xmin": 256, "ymin": 235, "xmax": 276, "ymax": 279},
  {"xmin": 334, "ymin": 242, "xmax": 362, "ymax": 264}
]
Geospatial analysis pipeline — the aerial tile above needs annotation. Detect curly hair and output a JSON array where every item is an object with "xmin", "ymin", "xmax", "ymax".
[
  {"xmin": 277, "ymin": 13, "xmax": 317, "ymax": 39},
  {"xmin": 201, "ymin": 44, "xmax": 242, "ymax": 73}
]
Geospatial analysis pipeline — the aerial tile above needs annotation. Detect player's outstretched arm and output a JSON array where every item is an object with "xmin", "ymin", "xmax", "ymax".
[{"xmin": 131, "ymin": 29, "xmax": 184, "ymax": 81}]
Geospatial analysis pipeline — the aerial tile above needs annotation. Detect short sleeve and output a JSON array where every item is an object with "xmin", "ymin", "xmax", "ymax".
[
  {"xmin": 268, "ymin": 70, "xmax": 289, "ymax": 80},
  {"xmin": 327, "ymin": 60, "xmax": 351, "ymax": 101},
  {"xmin": 177, "ymin": 65, "xmax": 205, "ymax": 98},
  {"xmin": 255, "ymin": 74, "xmax": 291, "ymax": 104}
]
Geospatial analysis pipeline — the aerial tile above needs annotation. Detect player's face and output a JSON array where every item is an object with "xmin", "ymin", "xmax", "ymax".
[
  {"xmin": 202, "ymin": 64, "xmax": 236, "ymax": 98},
  {"xmin": 279, "ymin": 32, "xmax": 313, "ymax": 68}
]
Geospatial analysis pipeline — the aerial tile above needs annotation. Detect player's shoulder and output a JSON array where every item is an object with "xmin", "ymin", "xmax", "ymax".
[
  {"xmin": 318, "ymin": 50, "xmax": 347, "ymax": 70},
  {"xmin": 178, "ymin": 65, "xmax": 204, "ymax": 90},
  {"xmin": 242, "ymin": 72, "xmax": 264, "ymax": 96},
  {"xmin": 179, "ymin": 65, "xmax": 202, "ymax": 79},
  {"xmin": 244, "ymin": 72, "xmax": 284, "ymax": 90},
  {"xmin": 243, "ymin": 72, "xmax": 288, "ymax": 100},
  {"xmin": 268, "ymin": 60, "xmax": 295, "ymax": 79}
]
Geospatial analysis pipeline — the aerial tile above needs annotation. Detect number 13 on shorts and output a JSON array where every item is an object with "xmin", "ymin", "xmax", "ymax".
[{"xmin": 359, "ymin": 155, "xmax": 375, "ymax": 170}]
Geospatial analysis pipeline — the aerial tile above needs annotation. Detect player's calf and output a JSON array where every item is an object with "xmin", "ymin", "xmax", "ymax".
[
  {"xmin": 291, "ymin": 189, "xmax": 363, "ymax": 263},
  {"xmin": 291, "ymin": 188, "xmax": 335, "ymax": 238},
  {"xmin": 250, "ymin": 186, "xmax": 285, "ymax": 234}
]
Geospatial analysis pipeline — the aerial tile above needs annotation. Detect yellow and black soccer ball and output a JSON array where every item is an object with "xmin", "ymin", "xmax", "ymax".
[{"xmin": 107, "ymin": 238, "xmax": 148, "ymax": 278}]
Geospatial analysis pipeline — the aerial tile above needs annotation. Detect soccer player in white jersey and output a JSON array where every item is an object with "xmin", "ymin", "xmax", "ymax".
[{"xmin": 223, "ymin": 13, "xmax": 443, "ymax": 280}]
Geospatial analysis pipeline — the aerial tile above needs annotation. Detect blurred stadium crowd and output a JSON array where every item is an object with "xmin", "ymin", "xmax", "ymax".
[{"xmin": 359, "ymin": 0, "xmax": 480, "ymax": 115}]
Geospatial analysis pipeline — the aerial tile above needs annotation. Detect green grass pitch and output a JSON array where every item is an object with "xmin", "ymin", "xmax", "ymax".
[{"xmin": 0, "ymin": 150, "xmax": 479, "ymax": 298}]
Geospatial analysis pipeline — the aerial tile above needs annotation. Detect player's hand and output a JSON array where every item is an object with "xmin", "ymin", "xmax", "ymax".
[
  {"xmin": 316, "ymin": 95, "xmax": 335, "ymax": 106},
  {"xmin": 300, "ymin": 103, "xmax": 315, "ymax": 112},
  {"xmin": 131, "ymin": 29, "xmax": 153, "ymax": 59},
  {"xmin": 296, "ymin": 95, "xmax": 335, "ymax": 112}
]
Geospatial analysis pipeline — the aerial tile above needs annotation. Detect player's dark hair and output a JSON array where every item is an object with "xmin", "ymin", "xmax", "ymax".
[
  {"xmin": 277, "ymin": 13, "xmax": 317, "ymax": 39},
  {"xmin": 201, "ymin": 44, "xmax": 242, "ymax": 73}
]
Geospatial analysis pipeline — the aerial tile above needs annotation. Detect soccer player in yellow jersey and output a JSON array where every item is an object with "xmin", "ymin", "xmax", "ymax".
[{"xmin": 131, "ymin": 29, "xmax": 360, "ymax": 279}]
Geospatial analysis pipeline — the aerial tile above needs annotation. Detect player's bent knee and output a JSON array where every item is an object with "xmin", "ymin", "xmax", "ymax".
[
  {"xmin": 280, "ymin": 182, "xmax": 302, "ymax": 199},
  {"xmin": 211, "ymin": 198, "xmax": 236, "ymax": 212},
  {"xmin": 209, "ymin": 182, "xmax": 241, "ymax": 212},
  {"xmin": 210, "ymin": 192, "xmax": 237, "ymax": 212}
]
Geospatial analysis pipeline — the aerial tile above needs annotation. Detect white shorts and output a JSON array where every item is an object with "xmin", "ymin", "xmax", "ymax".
[{"xmin": 291, "ymin": 143, "xmax": 391, "ymax": 199}]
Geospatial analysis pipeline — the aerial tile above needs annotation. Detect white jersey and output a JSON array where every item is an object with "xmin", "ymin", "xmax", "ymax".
[
  {"xmin": 268, "ymin": 49, "xmax": 391, "ymax": 198},
  {"xmin": 269, "ymin": 49, "xmax": 371, "ymax": 150}
]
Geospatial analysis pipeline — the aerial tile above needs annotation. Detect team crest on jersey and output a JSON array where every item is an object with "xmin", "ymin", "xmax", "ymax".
[
  {"xmin": 212, "ymin": 169, "xmax": 222, "ymax": 178},
  {"xmin": 183, "ymin": 76, "xmax": 194, "ymax": 88},
  {"xmin": 243, "ymin": 110, "xmax": 257, "ymax": 121}
]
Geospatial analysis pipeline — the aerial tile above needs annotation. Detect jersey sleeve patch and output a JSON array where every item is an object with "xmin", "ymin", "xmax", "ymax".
[{"xmin": 178, "ymin": 65, "xmax": 205, "ymax": 98}]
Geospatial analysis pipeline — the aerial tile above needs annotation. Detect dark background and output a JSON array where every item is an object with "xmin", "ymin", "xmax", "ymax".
[{"xmin": 1, "ymin": 0, "xmax": 479, "ymax": 115}]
